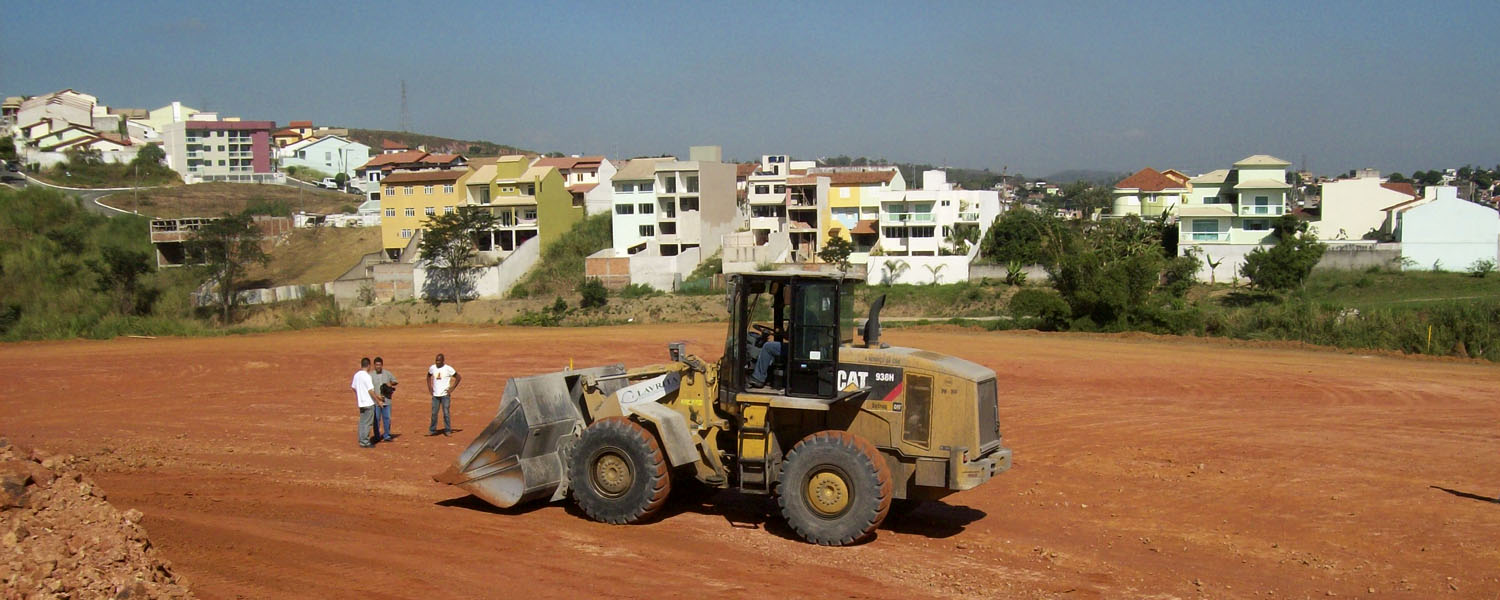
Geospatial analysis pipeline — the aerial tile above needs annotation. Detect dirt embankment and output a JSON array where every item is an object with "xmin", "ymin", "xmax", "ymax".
[{"xmin": 1, "ymin": 441, "xmax": 194, "ymax": 599}]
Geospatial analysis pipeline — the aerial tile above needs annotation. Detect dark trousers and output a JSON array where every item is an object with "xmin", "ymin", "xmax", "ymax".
[{"xmin": 430, "ymin": 395, "xmax": 451, "ymax": 433}]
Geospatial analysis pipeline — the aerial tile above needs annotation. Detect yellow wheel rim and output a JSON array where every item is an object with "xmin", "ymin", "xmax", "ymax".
[
  {"xmin": 806, "ymin": 470, "xmax": 851, "ymax": 516},
  {"xmin": 593, "ymin": 452, "xmax": 632, "ymax": 498}
]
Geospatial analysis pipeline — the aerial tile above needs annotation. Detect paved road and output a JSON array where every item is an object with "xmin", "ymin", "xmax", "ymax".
[{"xmin": 19, "ymin": 174, "xmax": 147, "ymax": 217}]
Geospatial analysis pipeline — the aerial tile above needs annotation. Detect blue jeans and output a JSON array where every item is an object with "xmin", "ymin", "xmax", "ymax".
[
  {"xmin": 752, "ymin": 341, "xmax": 782, "ymax": 385},
  {"xmin": 373, "ymin": 402, "xmax": 392, "ymax": 440},
  {"xmin": 430, "ymin": 395, "xmax": 451, "ymax": 433}
]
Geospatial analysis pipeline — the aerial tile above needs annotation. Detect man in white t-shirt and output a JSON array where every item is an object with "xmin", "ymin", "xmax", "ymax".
[
  {"xmin": 351, "ymin": 357, "xmax": 382, "ymax": 448},
  {"xmin": 427, "ymin": 353, "xmax": 462, "ymax": 437}
]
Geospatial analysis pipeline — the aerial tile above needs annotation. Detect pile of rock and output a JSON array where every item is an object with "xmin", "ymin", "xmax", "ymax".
[{"xmin": 0, "ymin": 439, "xmax": 194, "ymax": 599}]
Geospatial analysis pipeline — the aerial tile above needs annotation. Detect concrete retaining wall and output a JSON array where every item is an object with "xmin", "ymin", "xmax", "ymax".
[
  {"xmin": 1315, "ymin": 241, "xmax": 1401, "ymax": 272},
  {"xmin": 585, "ymin": 251, "xmax": 632, "ymax": 290}
]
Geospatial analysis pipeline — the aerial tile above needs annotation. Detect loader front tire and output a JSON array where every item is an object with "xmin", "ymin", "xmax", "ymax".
[
  {"xmin": 569, "ymin": 417, "xmax": 671, "ymax": 524},
  {"xmin": 776, "ymin": 431, "xmax": 892, "ymax": 546}
]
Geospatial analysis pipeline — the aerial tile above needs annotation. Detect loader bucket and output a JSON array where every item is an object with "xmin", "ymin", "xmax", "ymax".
[{"xmin": 433, "ymin": 365, "xmax": 626, "ymax": 508}]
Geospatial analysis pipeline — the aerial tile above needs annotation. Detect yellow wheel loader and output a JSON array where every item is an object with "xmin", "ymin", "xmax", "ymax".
[{"xmin": 434, "ymin": 272, "xmax": 1011, "ymax": 545}]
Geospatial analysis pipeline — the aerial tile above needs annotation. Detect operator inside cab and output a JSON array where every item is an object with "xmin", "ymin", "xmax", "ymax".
[{"xmin": 746, "ymin": 282, "xmax": 793, "ymax": 389}]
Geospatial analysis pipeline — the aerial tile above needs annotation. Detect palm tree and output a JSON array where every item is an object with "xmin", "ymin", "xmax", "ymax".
[
  {"xmin": 882, "ymin": 259, "xmax": 910, "ymax": 285},
  {"xmin": 924, "ymin": 263, "xmax": 947, "ymax": 285}
]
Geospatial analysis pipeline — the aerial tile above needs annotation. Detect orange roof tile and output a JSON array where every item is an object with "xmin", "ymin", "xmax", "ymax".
[
  {"xmin": 851, "ymin": 219, "xmax": 878, "ymax": 235},
  {"xmin": 381, "ymin": 139, "xmax": 409, "ymax": 149},
  {"xmin": 1115, "ymin": 167, "xmax": 1185, "ymax": 192},
  {"xmin": 1381, "ymin": 181, "xmax": 1417, "ymax": 198},
  {"xmin": 381, "ymin": 169, "xmax": 466, "ymax": 184},
  {"xmin": 289, "ymin": 120, "xmax": 313, "ymax": 128},
  {"xmin": 821, "ymin": 171, "xmax": 896, "ymax": 186},
  {"xmin": 536, "ymin": 156, "xmax": 604, "ymax": 170}
]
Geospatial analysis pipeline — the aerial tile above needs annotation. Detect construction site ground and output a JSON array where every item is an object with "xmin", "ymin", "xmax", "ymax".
[{"xmin": 1, "ymin": 324, "xmax": 1496, "ymax": 599}]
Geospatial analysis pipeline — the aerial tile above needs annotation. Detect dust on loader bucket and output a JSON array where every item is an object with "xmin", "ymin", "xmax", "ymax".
[
  {"xmin": 434, "ymin": 272, "xmax": 1011, "ymax": 546},
  {"xmin": 432, "ymin": 365, "xmax": 627, "ymax": 507}
]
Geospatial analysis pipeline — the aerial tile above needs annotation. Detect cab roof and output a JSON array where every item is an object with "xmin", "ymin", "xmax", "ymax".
[{"xmin": 730, "ymin": 270, "xmax": 847, "ymax": 281}]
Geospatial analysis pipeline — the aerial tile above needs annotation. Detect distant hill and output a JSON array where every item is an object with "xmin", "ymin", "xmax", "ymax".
[
  {"xmin": 1041, "ymin": 169, "xmax": 1127, "ymax": 186},
  {"xmin": 345, "ymin": 129, "xmax": 532, "ymax": 157}
]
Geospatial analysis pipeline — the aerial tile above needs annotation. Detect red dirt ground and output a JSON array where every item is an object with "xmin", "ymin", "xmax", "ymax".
[{"xmin": 1, "ymin": 325, "xmax": 1497, "ymax": 599}]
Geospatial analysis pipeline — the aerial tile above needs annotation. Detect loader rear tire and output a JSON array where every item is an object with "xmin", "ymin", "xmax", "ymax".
[
  {"xmin": 569, "ymin": 417, "xmax": 672, "ymax": 524},
  {"xmin": 776, "ymin": 431, "xmax": 892, "ymax": 546}
]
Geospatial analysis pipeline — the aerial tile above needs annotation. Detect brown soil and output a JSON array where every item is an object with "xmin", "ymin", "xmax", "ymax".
[
  {"xmin": 1, "ymin": 325, "xmax": 1497, "ymax": 599},
  {"xmin": 1, "ymin": 442, "xmax": 194, "ymax": 598},
  {"xmin": 102, "ymin": 183, "xmax": 356, "ymax": 218},
  {"xmin": 243, "ymin": 227, "xmax": 382, "ymax": 287}
]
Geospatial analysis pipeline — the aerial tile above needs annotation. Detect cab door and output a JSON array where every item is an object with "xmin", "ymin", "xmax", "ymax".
[{"xmin": 787, "ymin": 280, "xmax": 840, "ymax": 398}]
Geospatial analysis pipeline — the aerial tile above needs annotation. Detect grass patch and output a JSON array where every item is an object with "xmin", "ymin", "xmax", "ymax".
[
  {"xmin": 512, "ymin": 212, "xmax": 611, "ymax": 298},
  {"xmin": 33, "ymin": 158, "xmax": 180, "ymax": 189},
  {"xmin": 104, "ymin": 182, "xmax": 355, "ymax": 218}
]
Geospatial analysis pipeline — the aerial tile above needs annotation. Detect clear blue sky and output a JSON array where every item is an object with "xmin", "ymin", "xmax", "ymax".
[{"xmin": 3, "ymin": 0, "xmax": 1496, "ymax": 177}]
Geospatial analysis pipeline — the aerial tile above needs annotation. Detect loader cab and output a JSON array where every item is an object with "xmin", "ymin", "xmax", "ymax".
[{"xmin": 722, "ymin": 272, "xmax": 855, "ymax": 399}]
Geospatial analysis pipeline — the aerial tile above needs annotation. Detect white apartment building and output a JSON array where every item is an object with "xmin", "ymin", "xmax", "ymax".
[
  {"xmin": 1176, "ymin": 154, "xmax": 1294, "ymax": 281},
  {"xmin": 610, "ymin": 158, "xmax": 671, "ymax": 255},
  {"xmin": 278, "ymin": 135, "xmax": 371, "ymax": 179},
  {"xmin": 1315, "ymin": 174, "xmax": 1417, "ymax": 241},
  {"xmin": 877, "ymin": 170, "xmax": 1001, "ymax": 257}
]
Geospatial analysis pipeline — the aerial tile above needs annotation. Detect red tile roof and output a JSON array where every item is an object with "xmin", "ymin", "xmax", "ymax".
[
  {"xmin": 1114, "ymin": 167, "xmax": 1185, "ymax": 192},
  {"xmin": 851, "ymin": 219, "xmax": 878, "ymax": 235},
  {"xmin": 1381, "ymin": 181, "xmax": 1417, "ymax": 198},
  {"xmin": 359, "ymin": 150, "xmax": 427, "ymax": 169},
  {"xmin": 289, "ymin": 120, "xmax": 313, "ymax": 128},
  {"xmin": 381, "ymin": 169, "xmax": 466, "ymax": 184},
  {"xmin": 821, "ymin": 170, "xmax": 896, "ymax": 186},
  {"xmin": 98, "ymin": 132, "xmax": 132, "ymax": 146},
  {"xmin": 421, "ymin": 153, "xmax": 461, "ymax": 164},
  {"xmin": 535, "ymin": 156, "xmax": 604, "ymax": 170},
  {"xmin": 736, "ymin": 163, "xmax": 758, "ymax": 177},
  {"xmin": 273, "ymin": 128, "xmax": 300, "ymax": 137},
  {"xmin": 567, "ymin": 183, "xmax": 598, "ymax": 194},
  {"xmin": 382, "ymin": 139, "xmax": 409, "ymax": 149}
]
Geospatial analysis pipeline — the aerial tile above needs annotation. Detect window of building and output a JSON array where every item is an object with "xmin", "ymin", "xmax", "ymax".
[
  {"xmin": 297, "ymin": 151, "xmax": 306, "ymax": 159},
  {"xmin": 386, "ymin": 186, "xmax": 395, "ymax": 196},
  {"xmin": 680, "ymin": 197, "xmax": 699, "ymax": 211},
  {"xmin": 615, "ymin": 204, "xmax": 635, "ymax": 215},
  {"xmin": 218, "ymin": 146, "xmax": 225, "ymax": 152},
  {"xmin": 910, "ymin": 226, "xmax": 935, "ymax": 238},
  {"xmin": 522, "ymin": 209, "xmax": 536, "ymax": 220},
  {"xmin": 840, "ymin": 187, "xmax": 851, "ymax": 198},
  {"xmin": 639, "ymin": 203, "xmax": 654, "ymax": 214},
  {"xmin": 639, "ymin": 181, "xmax": 653, "ymax": 192},
  {"xmin": 385, "ymin": 208, "xmax": 395, "ymax": 217},
  {"xmin": 940, "ymin": 200, "xmax": 951, "ymax": 207},
  {"xmin": 425, "ymin": 207, "xmax": 435, "ymax": 216},
  {"xmin": 686, "ymin": 176, "xmax": 698, "ymax": 193},
  {"xmin": 882, "ymin": 227, "xmax": 904, "ymax": 238},
  {"xmin": 773, "ymin": 184, "xmax": 785, "ymax": 194},
  {"xmin": 523, "ymin": 184, "xmax": 534, "ymax": 195},
  {"xmin": 617, "ymin": 183, "xmax": 634, "ymax": 193},
  {"xmin": 325, "ymin": 152, "xmax": 331, "ymax": 161},
  {"xmin": 754, "ymin": 185, "xmax": 770, "ymax": 194},
  {"xmin": 424, "ymin": 185, "xmax": 434, "ymax": 195},
  {"xmin": 405, "ymin": 186, "xmax": 414, "ymax": 195},
  {"xmin": 402, "ymin": 207, "xmax": 414, "ymax": 217},
  {"xmin": 444, "ymin": 206, "xmax": 455, "ymax": 214},
  {"xmin": 443, "ymin": 184, "xmax": 454, "ymax": 194},
  {"xmin": 1244, "ymin": 219, "xmax": 1269, "ymax": 231},
  {"xmin": 217, "ymin": 160, "xmax": 225, "ymax": 166},
  {"xmin": 660, "ymin": 222, "xmax": 676, "ymax": 235},
  {"xmin": 639, "ymin": 225, "xmax": 655, "ymax": 237}
]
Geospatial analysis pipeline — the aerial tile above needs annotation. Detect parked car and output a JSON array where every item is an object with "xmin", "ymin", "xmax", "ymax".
[{"xmin": 1, "ymin": 162, "xmax": 23, "ymax": 182}]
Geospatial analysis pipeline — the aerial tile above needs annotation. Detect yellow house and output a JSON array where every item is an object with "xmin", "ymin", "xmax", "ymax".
[
  {"xmin": 480, "ymin": 156, "xmax": 583, "ymax": 254},
  {"xmin": 380, "ymin": 169, "xmax": 471, "ymax": 255}
]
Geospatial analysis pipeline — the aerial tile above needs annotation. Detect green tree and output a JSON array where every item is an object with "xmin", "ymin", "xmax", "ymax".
[
  {"xmin": 417, "ymin": 207, "xmax": 500, "ymax": 309},
  {"xmin": 944, "ymin": 223, "xmax": 980, "ymax": 254},
  {"xmin": 188, "ymin": 212, "xmax": 270, "ymax": 323},
  {"xmin": 1046, "ymin": 216, "xmax": 1200, "ymax": 332},
  {"xmin": 91, "ymin": 246, "xmax": 157, "ymax": 315},
  {"xmin": 1239, "ymin": 214, "xmax": 1327, "ymax": 291},
  {"xmin": 1387, "ymin": 172, "xmax": 1407, "ymax": 184},
  {"xmin": 577, "ymin": 277, "xmax": 608, "ymax": 308},
  {"xmin": 0, "ymin": 137, "xmax": 17, "ymax": 162},
  {"xmin": 880, "ymin": 259, "xmax": 909, "ymax": 285},
  {"xmin": 980, "ymin": 208, "xmax": 1071, "ymax": 268},
  {"xmin": 817, "ymin": 235, "xmax": 853, "ymax": 272},
  {"xmin": 334, "ymin": 172, "xmax": 349, "ymax": 187},
  {"xmin": 1060, "ymin": 181, "xmax": 1111, "ymax": 220},
  {"xmin": 133, "ymin": 144, "xmax": 165, "ymax": 167}
]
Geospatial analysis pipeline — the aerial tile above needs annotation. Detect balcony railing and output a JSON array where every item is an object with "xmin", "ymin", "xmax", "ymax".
[
  {"xmin": 958, "ymin": 211, "xmax": 981, "ymax": 221},
  {"xmin": 1183, "ymin": 231, "xmax": 1229, "ymax": 242},
  {"xmin": 881, "ymin": 212, "xmax": 936, "ymax": 224},
  {"xmin": 1239, "ymin": 203, "xmax": 1286, "ymax": 217}
]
